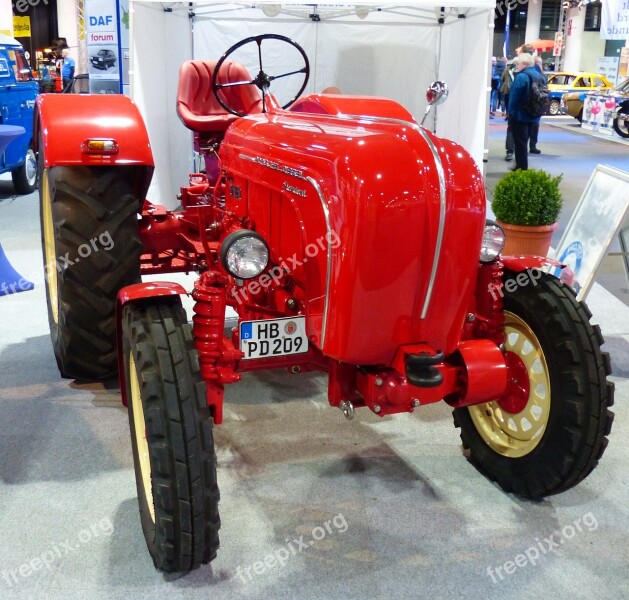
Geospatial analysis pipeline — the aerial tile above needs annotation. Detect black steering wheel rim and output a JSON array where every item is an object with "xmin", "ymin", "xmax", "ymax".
[{"xmin": 211, "ymin": 34, "xmax": 310, "ymax": 117}]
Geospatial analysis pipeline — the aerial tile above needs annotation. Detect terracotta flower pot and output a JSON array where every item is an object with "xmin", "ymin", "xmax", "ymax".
[{"xmin": 497, "ymin": 220, "xmax": 558, "ymax": 257}]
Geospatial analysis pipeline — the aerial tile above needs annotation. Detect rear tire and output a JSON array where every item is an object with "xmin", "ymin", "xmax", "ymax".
[
  {"xmin": 577, "ymin": 108, "xmax": 583, "ymax": 124},
  {"xmin": 12, "ymin": 147, "xmax": 37, "ymax": 194},
  {"xmin": 122, "ymin": 299, "xmax": 221, "ymax": 572},
  {"xmin": 40, "ymin": 163, "xmax": 141, "ymax": 379},
  {"xmin": 453, "ymin": 272, "xmax": 614, "ymax": 499}
]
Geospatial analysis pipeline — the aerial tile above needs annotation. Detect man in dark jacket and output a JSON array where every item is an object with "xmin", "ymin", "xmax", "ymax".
[{"xmin": 508, "ymin": 53, "xmax": 545, "ymax": 170}]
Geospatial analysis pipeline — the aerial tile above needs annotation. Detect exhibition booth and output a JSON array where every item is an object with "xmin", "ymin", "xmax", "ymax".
[{"xmin": 128, "ymin": 1, "xmax": 494, "ymax": 205}]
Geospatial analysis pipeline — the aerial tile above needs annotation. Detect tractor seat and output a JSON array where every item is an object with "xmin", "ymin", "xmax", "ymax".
[{"xmin": 176, "ymin": 60, "xmax": 263, "ymax": 134}]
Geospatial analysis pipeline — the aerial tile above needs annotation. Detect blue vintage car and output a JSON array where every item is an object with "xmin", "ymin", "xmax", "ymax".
[{"xmin": 0, "ymin": 34, "xmax": 38, "ymax": 194}]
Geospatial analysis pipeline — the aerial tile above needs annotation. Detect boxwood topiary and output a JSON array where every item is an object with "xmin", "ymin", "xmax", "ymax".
[{"xmin": 492, "ymin": 169, "xmax": 563, "ymax": 226}]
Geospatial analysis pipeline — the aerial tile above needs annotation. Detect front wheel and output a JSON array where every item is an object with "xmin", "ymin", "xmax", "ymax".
[
  {"xmin": 12, "ymin": 147, "xmax": 37, "ymax": 194},
  {"xmin": 122, "ymin": 299, "xmax": 220, "ymax": 572},
  {"xmin": 548, "ymin": 99, "xmax": 560, "ymax": 116},
  {"xmin": 453, "ymin": 272, "xmax": 614, "ymax": 499}
]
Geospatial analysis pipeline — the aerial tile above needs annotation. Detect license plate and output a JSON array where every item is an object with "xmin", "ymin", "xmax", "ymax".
[{"xmin": 239, "ymin": 316, "xmax": 308, "ymax": 360}]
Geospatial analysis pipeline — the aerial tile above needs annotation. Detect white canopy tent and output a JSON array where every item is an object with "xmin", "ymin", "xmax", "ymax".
[{"xmin": 129, "ymin": 1, "xmax": 495, "ymax": 206}]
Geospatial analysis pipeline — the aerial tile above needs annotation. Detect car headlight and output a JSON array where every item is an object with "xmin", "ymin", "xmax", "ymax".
[
  {"xmin": 220, "ymin": 230, "xmax": 269, "ymax": 279},
  {"xmin": 480, "ymin": 221, "xmax": 505, "ymax": 263}
]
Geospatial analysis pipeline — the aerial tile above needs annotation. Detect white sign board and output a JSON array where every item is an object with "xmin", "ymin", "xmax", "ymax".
[
  {"xmin": 597, "ymin": 56, "xmax": 620, "ymax": 86},
  {"xmin": 581, "ymin": 95, "xmax": 615, "ymax": 135},
  {"xmin": 601, "ymin": 0, "xmax": 629, "ymax": 40},
  {"xmin": 85, "ymin": 0, "xmax": 122, "ymax": 94},
  {"xmin": 551, "ymin": 165, "xmax": 629, "ymax": 300}
]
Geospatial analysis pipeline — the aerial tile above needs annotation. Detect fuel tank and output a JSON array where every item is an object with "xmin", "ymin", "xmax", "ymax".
[{"xmin": 219, "ymin": 95, "xmax": 486, "ymax": 365}]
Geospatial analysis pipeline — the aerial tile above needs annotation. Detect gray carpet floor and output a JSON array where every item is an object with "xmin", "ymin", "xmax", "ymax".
[{"xmin": 0, "ymin": 119, "xmax": 628, "ymax": 600}]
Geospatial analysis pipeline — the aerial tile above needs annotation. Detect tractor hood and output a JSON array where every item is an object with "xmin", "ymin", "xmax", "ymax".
[{"xmin": 220, "ymin": 96, "xmax": 486, "ymax": 365}]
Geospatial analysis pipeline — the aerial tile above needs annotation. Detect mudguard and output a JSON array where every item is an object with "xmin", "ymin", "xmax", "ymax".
[
  {"xmin": 35, "ymin": 94, "xmax": 153, "ymax": 167},
  {"xmin": 501, "ymin": 255, "xmax": 574, "ymax": 285},
  {"xmin": 35, "ymin": 94, "xmax": 155, "ymax": 201},
  {"xmin": 116, "ymin": 282, "xmax": 188, "ymax": 406}
]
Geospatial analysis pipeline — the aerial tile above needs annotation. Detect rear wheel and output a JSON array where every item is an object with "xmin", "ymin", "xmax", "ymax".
[
  {"xmin": 12, "ymin": 147, "xmax": 37, "ymax": 194},
  {"xmin": 122, "ymin": 299, "xmax": 220, "ymax": 572},
  {"xmin": 40, "ymin": 162, "xmax": 141, "ymax": 379},
  {"xmin": 453, "ymin": 272, "xmax": 614, "ymax": 499},
  {"xmin": 613, "ymin": 105, "xmax": 629, "ymax": 138},
  {"xmin": 548, "ymin": 99, "xmax": 560, "ymax": 116},
  {"xmin": 576, "ymin": 108, "xmax": 583, "ymax": 123}
]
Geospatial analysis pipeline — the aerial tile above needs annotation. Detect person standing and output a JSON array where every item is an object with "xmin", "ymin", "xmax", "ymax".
[
  {"xmin": 495, "ymin": 57, "xmax": 507, "ymax": 114},
  {"xmin": 528, "ymin": 55, "xmax": 546, "ymax": 154},
  {"xmin": 61, "ymin": 49, "xmax": 75, "ymax": 93},
  {"xmin": 501, "ymin": 58, "xmax": 517, "ymax": 160},
  {"xmin": 507, "ymin": 53, "xmax": 545, "ymax": 170},
  {"xmin": 490, "ymin": 57, "xmax": 500, "ymax": 116}
]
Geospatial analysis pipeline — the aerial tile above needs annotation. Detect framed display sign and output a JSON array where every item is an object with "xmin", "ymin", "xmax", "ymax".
[{"xmin": 550, "ymin": 165, "xmax": 629, "ymax": 300}]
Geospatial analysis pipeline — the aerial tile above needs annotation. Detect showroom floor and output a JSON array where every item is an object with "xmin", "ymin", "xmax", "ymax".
[{"xmin": 0, "ymin": 119, "xmax": 628, "ymax": 600}]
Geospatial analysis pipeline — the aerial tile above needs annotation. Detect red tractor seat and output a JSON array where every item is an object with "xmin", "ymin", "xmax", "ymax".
[{"xmin": 176, "ymin": 60, "xmax": 263, "ymax": 134}]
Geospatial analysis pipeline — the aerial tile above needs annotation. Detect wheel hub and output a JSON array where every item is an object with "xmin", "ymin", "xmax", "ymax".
[
  {"xmin": 468, "ymin": 311, "xmax": 551, "ymax": 458},
  {"xmin": 25, "ymin": 149, "xmax": 37, "ymax": 185},
  {"xmin": 497, "ymin": 351, "xmax": 530, "ymax": 414}
]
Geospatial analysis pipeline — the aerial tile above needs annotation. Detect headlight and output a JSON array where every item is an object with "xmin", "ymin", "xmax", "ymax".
[
  {"xmin": 480, "ymin": 221, "xmax": 505, "ymax": 263},
  {"xmin": 220, "ymin": 230, "xmax": 269, "ymax": 279}
]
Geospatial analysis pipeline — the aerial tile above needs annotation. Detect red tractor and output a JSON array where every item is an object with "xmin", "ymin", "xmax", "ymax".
[{"xmin": 35, "ymin": 35, "xmax": 614, "ymax": 573}]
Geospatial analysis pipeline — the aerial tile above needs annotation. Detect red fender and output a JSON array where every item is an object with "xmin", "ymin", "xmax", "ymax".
[
  {"xmin": 35, "ymin": 94, "xmax": 154, "ymax": 199},
  {"xmin": 116, "ymin": 282, "xmax": 188, "ymax": 406},
  {"xmin": 501, "ymin": 255, "xmax": 574, "ymax": 285},
  {"xmin": 35, "ymin": 94, "xmax": 154, "ymax": 166}
]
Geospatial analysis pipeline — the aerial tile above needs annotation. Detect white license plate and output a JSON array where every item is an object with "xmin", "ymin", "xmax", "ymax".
[{"xmin": 239, "ymin": 316, "xmax": 308, "ymax": 360}]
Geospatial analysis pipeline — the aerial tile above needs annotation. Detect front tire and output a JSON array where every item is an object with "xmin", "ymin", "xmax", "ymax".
[
  {"xmin": 453, "ymin": 272, "xmax": 614, "ymax": 499},
  {"xmin": 12, "ymin": 147, "xmax": 37, "ymax": 194},
  {"xmin": 548, "ymin": 99, "xmax": 560, "ymax": 116},
  {"xmin": 122, "ymin": 299, "xmax": 220, "ymax": 572},
  {"xmin": 40, "ymin": 164, "xmax": 141, "ymax": 379}
]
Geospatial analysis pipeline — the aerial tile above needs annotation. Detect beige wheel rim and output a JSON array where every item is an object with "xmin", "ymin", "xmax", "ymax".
[
  {"xmin": 129, "ymin": 354, "xmax": 155, "ymax": 523},
  {"xmin": 468, "ymin": 311, "xmax": 551, "ymax": 458},
  {"xmin": 41, "ymin": 169, "xmax": 59, "ymax": 324}
]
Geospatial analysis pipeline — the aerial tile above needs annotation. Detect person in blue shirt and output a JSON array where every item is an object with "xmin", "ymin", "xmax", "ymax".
[
  {"xmin": 507, "ymin": 53, "xmax": 545, "ymax": 171},
  {"xmin": 61, "ymin": 49, "xmax": 75, "ymax": 93}
]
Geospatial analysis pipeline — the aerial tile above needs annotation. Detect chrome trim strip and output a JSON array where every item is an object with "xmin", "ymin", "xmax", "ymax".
[
  {"xmin": 237, "ymin": 153, "xmax": 333, "ymax": 348},
  {"xmin": 305, "ymin": 176, "xmax": 332, "ymax": 348},
  {"xmin": 304, "ymin": 112, "xmax": 447, "ymax": 319},
  {"xmin": 416, "ymin": 132, "xmax": 446, "ymax": 319}
]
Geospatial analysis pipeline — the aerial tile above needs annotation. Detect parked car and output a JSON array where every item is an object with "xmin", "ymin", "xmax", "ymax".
[
  {"xmin": 0, "ymin": 34, "xmax": 38, "ymax": 194},
  {"xmin": 90, "ymin": 49, "xmax": 116, "ymax": 70},
  {"xmin": 562, "ymin": 77, "xmax": 629, "ymax": 127},
  {"xmin": 546, "ymin": 71, "xmax": 613, "ymax": 115}
]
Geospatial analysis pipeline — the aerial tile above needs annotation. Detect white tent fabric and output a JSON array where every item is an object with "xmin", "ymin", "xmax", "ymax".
[{"xmin": 130, "ymin": 2, "xmax": 493, "ymax": 207}]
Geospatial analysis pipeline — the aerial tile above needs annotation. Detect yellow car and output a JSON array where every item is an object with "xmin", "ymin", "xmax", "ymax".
[{"xmin": 547, "ymin": 71, "xmax": 613, "ymax": 115}]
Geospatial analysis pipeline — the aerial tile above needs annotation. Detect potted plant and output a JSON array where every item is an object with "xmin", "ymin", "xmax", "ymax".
[{"xmin": 491, "ymin": 169, "xmax": 563, "ymax": 256}]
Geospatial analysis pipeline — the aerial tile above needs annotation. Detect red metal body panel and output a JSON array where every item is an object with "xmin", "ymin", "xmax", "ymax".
[
  {"xmin": 116, "ymin": 282, "xmax": 187, "ymax": 406},
  {"xmin": 35, "ymin": 94, "xmax": 154, "ymax": 168},
  {"xmin": 96, "ymin": 88, "xmax": 552, "ymax": 421},
  {"xmin": 290, "ymin": 94, "xmax": 416, "ymax": 121},
  {"xmin": 219, "ymin": 96, "xmax": 485, "ymax": 365}
]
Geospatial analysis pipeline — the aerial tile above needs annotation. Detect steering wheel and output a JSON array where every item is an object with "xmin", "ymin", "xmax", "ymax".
[{"xmin": 212, "ymin": 34, "xmax": 310, "ymax": 117}]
